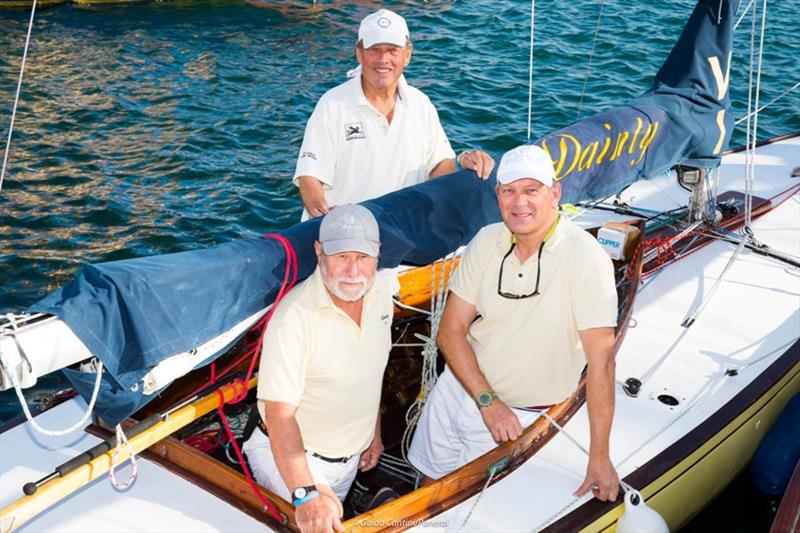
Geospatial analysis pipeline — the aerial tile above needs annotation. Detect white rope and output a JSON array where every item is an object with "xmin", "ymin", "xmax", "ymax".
[
  {"xmin": 109, "ymin": 424, "xmax": 138, "ymax": 490},
  {"xmin": 734, "ymin": 0, "xmax": 756, "ymax": 31},
  {"xmin": 391, "ymin": 298, "xmax": 431, "ymax": 316},
  {"xmin": 575, "ymin": 0, "xmax": 606, "ymax": 119},
  {"xmin": 0, "ymin": 0, "xmax": 37, "ymax": 196},
  {"xmin": 0, "ymin": 356, "xmax": 104, "ymax": 436},
  {"xmin": 456, "ymin": 467, "xmax": 498, "ymax": 533},
  {"xmin": 735, "ymin": 81, "xmax": 800, "ymax": 126},
  {"xmin": 526, "ymin": 0, "xmax": 535, "ymax": 142},
  {"xmin": 401, "ymin": 252, "xmax": 457, "ymax": 462},
  {"xmin": 746, "ymin": 0, "xmax": 768, "ymax": 229},
  {"xmin": 680, "ymin": 231, "xmax": 750, "ymax": 327}
]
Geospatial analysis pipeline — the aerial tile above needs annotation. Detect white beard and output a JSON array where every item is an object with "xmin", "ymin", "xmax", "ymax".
[{"xmin": 320, "ymin": 262, "xmax": 375, "ymax": 302}]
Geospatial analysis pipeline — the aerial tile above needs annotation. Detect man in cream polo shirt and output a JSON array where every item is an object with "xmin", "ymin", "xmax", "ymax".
[
  {"xmin": 408, "ymin": 145, "xmax": 621, "ymax": 502},
  {"xmin": 294, "ymin": 8, "xmax": 495, "ymax": 220},
  {"xmin": 242, "ymin": 204, "xmax": 393, "ymax": 533}
]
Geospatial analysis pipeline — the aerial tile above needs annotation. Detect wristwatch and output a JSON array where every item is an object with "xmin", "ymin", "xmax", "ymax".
[
  {"xmin": 292, "ymin": 485, "xmax": 319, "ymax": 506},
  {"xmin": 475, "ymin": 390, "xmax": 497, "ymax": 409}
]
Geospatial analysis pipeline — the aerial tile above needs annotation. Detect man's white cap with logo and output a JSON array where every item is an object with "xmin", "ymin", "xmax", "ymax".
[
  {"xmin": 319, "ymin": 204, "xmax": 380, "ymax": 257},
  {"xmin": 497, "ymin": 145, "xmax": 557, "ymax": 187},
  {"xmin": 358, "ymin": 9, "xmax": 410, "ymax": 48}
]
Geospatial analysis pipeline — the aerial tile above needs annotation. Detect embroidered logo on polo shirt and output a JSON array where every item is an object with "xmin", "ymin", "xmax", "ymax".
[
  {"xmin": 345, "ymin": 122, "xmax": 365, "ymax": 141},
  {"xmin": 300, "ymin": 151, "xmax": 317, "ymax": 160},
  {"xmin": 380, "ymin": 313, "xmax": 390, "ymax": 323}
]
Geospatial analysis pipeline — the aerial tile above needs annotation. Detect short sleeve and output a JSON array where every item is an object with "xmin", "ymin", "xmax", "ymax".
[
  {"xmin": 423, "ymin": 97, "xmax": 456, "ymax": 175},
  {"xmin": 570, "ymin": 236, "xmax": 619, "ymax": 331},
  {"xmin": 448, "ymin": 228, "xmax": 492, "ymax": 306},
  {"xmin": 293, "ymin": 98, "xmax": 337, "ymax": 190},
  {"xmin": 256, "ymin": 317, "xmax": 309, "ymax": 406}
]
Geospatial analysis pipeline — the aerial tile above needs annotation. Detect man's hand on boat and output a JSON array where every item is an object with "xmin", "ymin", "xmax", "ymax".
[
  {"xmin": 573, "ymin": 454, "xmax": 619, "ymax": 502},
  {"xmin": 457, "ymin": 149, "xmax": 496, "ymax": 180},
  {"xmin": 481, "ymin": 400, "xmax": 524, "ymax": 442},
  {"xmin": 295, "ymin": 484, "xmax": 345, "ymax": 533},
  {"xmin": 297, "ymin": 176, "xmax": 333, "ymax": 218}
]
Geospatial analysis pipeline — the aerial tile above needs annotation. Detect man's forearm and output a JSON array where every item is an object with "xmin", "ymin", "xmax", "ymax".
[
  {"xmin": 297, "ymin": 175, "xmax": 329, "ymax": 217},
  {"xmin": 438, "ymin": 327, "xmax": 492, "ymax": 399},
  {"xmin": 584, "ymin": 343, "xmax": 615, "ymax": 459},
  {"xmin": 429, "ymin": 158, "xmax": 458, "ymax": 178}
]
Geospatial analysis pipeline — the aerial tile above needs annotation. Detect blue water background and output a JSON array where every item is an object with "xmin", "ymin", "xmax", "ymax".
[
  {"xmin": 0, "ymin": 0, "xmax": 797, "ymax": 412},
  {"xmin": 0, "ymin": 2, "xmax": 797, "ymax": 527}
]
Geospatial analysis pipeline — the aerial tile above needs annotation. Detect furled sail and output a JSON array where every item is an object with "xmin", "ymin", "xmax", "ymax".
[
  {"xmin": 27, "ymin": 0, "xmax": 738, "ymax": 425},
  {"xmin": 542, "ymin": 0, "xmax": 737, "ymax": 203}
]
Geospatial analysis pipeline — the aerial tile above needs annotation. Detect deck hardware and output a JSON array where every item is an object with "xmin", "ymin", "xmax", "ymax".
[{"xmin": 623, "ymin": 378, "xmax": 642, "ymax": 397}]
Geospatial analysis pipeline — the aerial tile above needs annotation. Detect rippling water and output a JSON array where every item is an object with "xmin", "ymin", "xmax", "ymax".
[
  {"xmin": 0, "ymin": 1, "xmax": 798, "ymax": 527},
  {"xmin": 1, "ymin": 1, "xmax": 798, "ymax": 310}
]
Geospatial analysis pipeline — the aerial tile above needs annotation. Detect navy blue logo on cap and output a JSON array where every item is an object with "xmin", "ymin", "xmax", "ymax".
[
  {"xmin": 377, "ymin": 16, "xmax": 391, "ymax": 28},
  {"xmin": 345, "ymin": 122, "xmax": 365, "ymax": 141}
]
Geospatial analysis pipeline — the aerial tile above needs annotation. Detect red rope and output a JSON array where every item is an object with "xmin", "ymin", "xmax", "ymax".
[
  {"xmin": 216, "ymin": 388, "xmax": 286, "ymax": 525},
  {"xmin": 183, "ymin": 234, "xmax": 298, "ymax": 525}
]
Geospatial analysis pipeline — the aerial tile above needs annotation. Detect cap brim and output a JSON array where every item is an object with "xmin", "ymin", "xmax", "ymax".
[
  {"xmin": 361, "ymin": 29, "xmax": 407, "ymax": 48},
  {"xmin": 496, "ymin": 174, "xmax": 554, "ymax": 187},
  {"xmin": 321, "ymin": 238, "xmax": 380, "ymax": 257}
]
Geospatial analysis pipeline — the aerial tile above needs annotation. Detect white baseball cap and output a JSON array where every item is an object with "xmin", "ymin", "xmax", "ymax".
[
  {"xmin": 319, "ymin": 204, "xmax": 380, "ymax": 257},
  {"xmin": 497, "ymin": 145, "xmax": 557, "ymax": 187},
  {"xmin": 358, "ymin": 9, "xmax": 410, "ymax": 49}
]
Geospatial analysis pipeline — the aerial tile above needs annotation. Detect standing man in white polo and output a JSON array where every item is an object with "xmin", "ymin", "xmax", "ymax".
[
  {"xmin": 294, "ymin": 8, "xmax": 495, "ymax": 220},
  {"xmin": 408, "ymin": 145, "xmax": 621, "ymax": 502},
  {"xmin": 242, "ymin": 204, "xmax": 393, "ymax": 533}
]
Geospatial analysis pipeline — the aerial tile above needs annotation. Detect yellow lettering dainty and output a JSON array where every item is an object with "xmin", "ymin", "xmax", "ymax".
[
  {"xmin": 578, "ymin": 141, "xmax": 599, "ymax": 171},
  {"xmin": 595, "ymin": 123, "xmax": 613, "ymax": 164},
  {"xmin": 555, "ymin": 134, "xmax": 581, "ymax": 179},
  {"xmin": 628, "ymin": 116, "xmax": 643, "ymax": 154},
  {"xmin": 609, "ymin": 131, "xmax": 630, "ymax": 161},
  {"xmin": 634, "ymin": 122, "xmax": 660, "ymax": 165}
]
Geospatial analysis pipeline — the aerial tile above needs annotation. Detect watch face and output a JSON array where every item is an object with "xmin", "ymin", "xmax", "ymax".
[
  {"xmin": 294, "ymin": 487, "xmax": 307, "ymax": 499},
  {"xmin": 478, "ymin": 392, "xmax": 492, "ymax": 406}
]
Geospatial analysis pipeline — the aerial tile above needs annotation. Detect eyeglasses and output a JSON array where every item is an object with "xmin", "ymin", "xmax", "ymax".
[{"xmin": 497, "ymin": 241, "xmax": 544, "ymax": 299}]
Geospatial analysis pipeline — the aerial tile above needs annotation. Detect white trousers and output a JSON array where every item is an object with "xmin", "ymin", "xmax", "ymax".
[
  {"xmin": 408, "ymin": 367, "xmax": 542, "ymax": 480},
  {"xmin": 242, "ymin": 428, "xmax": 359, "ymax": 502}
]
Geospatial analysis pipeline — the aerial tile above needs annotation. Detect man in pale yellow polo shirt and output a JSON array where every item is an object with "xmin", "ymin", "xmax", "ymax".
[
  {"xmin": 408, "ymin": 145, "xmax": 621, "ymax": 502},
  {"xmin": 242, "ymin": 204, "xmax": 393, "ymax": 533}
]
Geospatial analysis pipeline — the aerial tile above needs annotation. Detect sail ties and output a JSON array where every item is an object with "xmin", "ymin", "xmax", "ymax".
[{"xmin": 0, "ymin": 0, "xmax": 37, "ymax": 196}]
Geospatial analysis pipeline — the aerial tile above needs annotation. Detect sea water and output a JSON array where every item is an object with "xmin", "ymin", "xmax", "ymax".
[{"xmin": 0, "ymin": 1, "xmax": 798, "ymax": 527}]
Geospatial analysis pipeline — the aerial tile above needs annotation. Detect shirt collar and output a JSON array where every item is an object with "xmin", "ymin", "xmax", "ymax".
[
  {"xmin": 494, "ymin": 212, "xmax": 569, "ymax": 254},
  {"xmin": 350, "ymin": 73, "xmax": 408, "ymax": 108}
]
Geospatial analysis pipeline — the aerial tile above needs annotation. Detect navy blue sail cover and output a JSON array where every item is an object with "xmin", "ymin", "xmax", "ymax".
[
  {"xmin": 32, "ymin": 172, "xmax": 501, "ymax": 424},
  {"xmin": 30, "ymin": 0, "xmax": 737, "ymax": 425}
]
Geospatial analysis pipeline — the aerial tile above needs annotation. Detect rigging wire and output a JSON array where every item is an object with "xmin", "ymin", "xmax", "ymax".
[
  {"xmin": 734, "ymin": 81, "xmax": 800, "ymax": 126},
  {"xmin": 526, "ymin": 0, "xmax": 535, "ymax": 142},
  {"xmin": 0, "ymin": 0, "xmax": 37, "ymax": 196},
  {"xmin": 575, "ymin": 0, "xmax": 606, "ymax": 120},
  {"xmin": 734, "ymin": 0, "xmax": 757, "ymax": 31}
]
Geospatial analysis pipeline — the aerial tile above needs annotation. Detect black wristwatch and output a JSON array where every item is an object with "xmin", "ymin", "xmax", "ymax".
[
  {"xmin": 475, "ymin": 390, "xmax": 498, "ymax": 409},
  {"xmin": 292, "ymin": 485, "xmax": 319, "ymax": 506}
]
